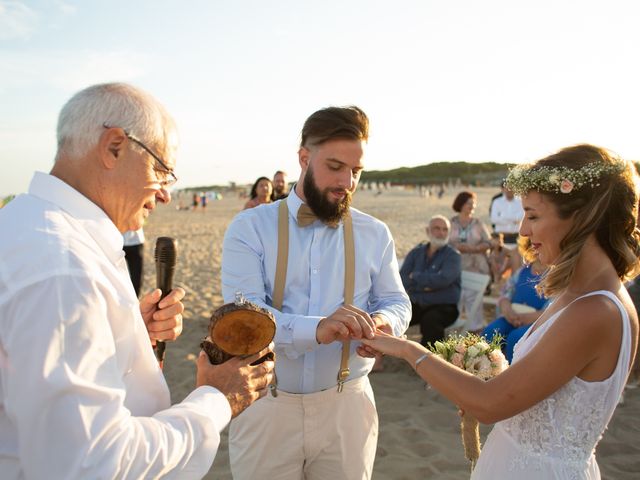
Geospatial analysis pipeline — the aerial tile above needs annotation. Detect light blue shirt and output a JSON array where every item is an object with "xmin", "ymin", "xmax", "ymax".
[{"xmin": 221, "ymin": 189, "xmax": 411, "ymax": 393}]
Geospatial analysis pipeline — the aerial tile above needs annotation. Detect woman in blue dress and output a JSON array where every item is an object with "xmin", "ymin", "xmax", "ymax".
[{"xmin": 483, "ymin": 237, "xmax": 547, "ymax": 362}]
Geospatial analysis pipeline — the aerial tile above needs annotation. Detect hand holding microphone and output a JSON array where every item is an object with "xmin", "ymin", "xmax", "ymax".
[{"xmin": 140, "ymin": 237, "xmax": 185, "ymax": 368}]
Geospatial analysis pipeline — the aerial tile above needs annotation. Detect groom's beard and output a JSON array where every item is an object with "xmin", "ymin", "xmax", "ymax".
[{"xmin": 303, "ymin": 166, "xmax": 352, "ymax": 225}]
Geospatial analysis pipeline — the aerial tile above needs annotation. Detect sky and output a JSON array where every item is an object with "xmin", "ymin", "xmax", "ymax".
[{"xmin": 1, "ymin": 0, "xmax": 639, "ymax": 196}]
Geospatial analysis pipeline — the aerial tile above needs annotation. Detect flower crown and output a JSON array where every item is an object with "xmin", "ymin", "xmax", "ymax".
[{"xmin": 505, "ymin": 160, "xmax": 625, "ymax": 196}]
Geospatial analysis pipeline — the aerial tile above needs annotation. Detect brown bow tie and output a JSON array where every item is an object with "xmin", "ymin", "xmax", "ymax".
[{"xmin": 297, "ymin": 203, "xmax": 339, "ymax": 228}]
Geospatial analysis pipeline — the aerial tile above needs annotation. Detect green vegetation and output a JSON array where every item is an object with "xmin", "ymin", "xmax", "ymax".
[
  {"xmin": 174, "ymin": 161, "xmax": 640, "ymax": 192},
  {"xmin": 361, "ymin": 160, "xmax": 640, "ymax": 186},
  {"xmin": 361, "ymin": 161, "xmax": 513, "ymax": 186}
]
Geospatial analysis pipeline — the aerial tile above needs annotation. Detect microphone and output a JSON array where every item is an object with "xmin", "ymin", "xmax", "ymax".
[{"xmin": 154, "ymin": 237, "xmax": 178, "ymax": 368}]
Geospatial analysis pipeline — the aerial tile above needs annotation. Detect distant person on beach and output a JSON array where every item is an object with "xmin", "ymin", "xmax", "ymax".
[
  {"xmin": 243, "ymin": 176, "xmax": 273, "ymax": 209},
  {"xmin": 192, "ymin": 191, "xmax": 200, "ymax": 210},
  {"xmin": 123, "ymin": 227, "xmax": 145, "ymax": 297},
  {"xmin": 449, "ymin": 190, "xmax": 492, "ymax": 330},
  {"xmin": 222, "ymin": 105, "xmax": 411, "ymax": 479},
  {"xmin": 361, "ymin": 144, "xmax": 639, "ymax": 478},
  {"xmin": 490, "ymin": 184, "xmax": 524, "ymax": 245},
  {"xmin": 400, "ymin": 215, "xmax": 462, "ymax": 346},
  {"xmin": 271, "ymin": 170, "xmax": 289, "ymax": 200},
  {"xmin": 200, "ymin": 191, "xmax": 208, "ymax": 211},
  {"xmin": 0, "ymin": 82, "xmax": 274, "ymax": 479}
]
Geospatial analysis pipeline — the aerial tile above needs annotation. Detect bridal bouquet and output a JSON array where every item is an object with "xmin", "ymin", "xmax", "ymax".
[{"xmin": 429, "ymin": 333, "xmax": 508, "ymax": 469}]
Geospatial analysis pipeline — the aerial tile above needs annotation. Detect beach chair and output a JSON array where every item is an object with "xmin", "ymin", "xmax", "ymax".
[{"xmin": 445, "ymin": 270, "xmax": 491, "ymax": 335}]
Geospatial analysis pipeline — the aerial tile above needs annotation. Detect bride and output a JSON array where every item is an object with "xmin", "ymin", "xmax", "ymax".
[{"xmin": 361, "ymin": 144, "xmax": 639, "ymax": 479}]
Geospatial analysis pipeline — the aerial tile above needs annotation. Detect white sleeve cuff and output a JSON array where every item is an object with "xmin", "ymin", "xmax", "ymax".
[
  {"xmin": 291, "ymin": 315, "xmax": 323, "ymax": 354},
  {"xmin": 182, "ymin": 386, "xmax": 232, "ymax": 433}
]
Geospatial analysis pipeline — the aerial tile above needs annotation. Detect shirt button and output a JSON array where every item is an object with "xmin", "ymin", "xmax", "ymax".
[{"xmin": 312, "ymin": 269, "xmax": 318, "ymax": 274}]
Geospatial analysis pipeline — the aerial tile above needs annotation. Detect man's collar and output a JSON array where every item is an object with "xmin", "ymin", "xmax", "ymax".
[
  {"xmin": 286, "ymin": 186, "xmax": 305, "ymax": 225},
  {"xmin": 28, "ymin": 172, "xmax": 124, "ymax": 264}
]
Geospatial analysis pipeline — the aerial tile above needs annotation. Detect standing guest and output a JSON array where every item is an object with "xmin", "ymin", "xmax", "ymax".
[
  {"xmin": 222, "ymin": 106, "xmax": 411, "ymax": 479},
  {"xmin": 361, "ymin": 144, "xmax": 639, "ymax": 478},
  {"xmin": 488, "ymin": 186, "xmax": 504, "ymax": 231},
  {"xmin": 271, "ymin": 170, "xmax": 290, "ymax": 200},
  {"xmin": 123, "ymin": 227, "xmax": 145, "ymax": 297},
  {"xmin": 200, "ymin": 191, "xmax": 208, "ymax": 212},
  {"xmin": 449, "ymin": 191, "xmax": 492, "ymax": 330},
  {"xmin": 0, "ymin": 83, "xmax": 274, "ymax": 479},
  {"xmin": 243, "ymin": 176, "xmax": 273, "ymax": 209},
  {"xmin": 401, "ymin": 215, "xmax": 462, "ymax": 346},
  {"xmin": 490, "ymin": 184, "xmax": 524, "ymax": 245}
]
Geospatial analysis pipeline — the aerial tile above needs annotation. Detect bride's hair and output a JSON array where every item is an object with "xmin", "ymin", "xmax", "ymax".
[{"xmin": 526, "ymin": 144, "xmax": 640, "ymax": 297}]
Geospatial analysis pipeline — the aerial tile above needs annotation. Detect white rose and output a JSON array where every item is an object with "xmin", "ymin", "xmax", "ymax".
[
  {"xmin": 477, "ymin": 356, "xmax": 493, "ymax": 380},
  {"xmin": 467, "ymin": 345, "xmax": 480, "ymax": 358}
]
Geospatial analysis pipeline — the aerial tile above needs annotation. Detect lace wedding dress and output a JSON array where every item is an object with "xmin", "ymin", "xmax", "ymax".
[{"xmin": 471, "ymin": 291, "xmax": 632, "ymax": 480}]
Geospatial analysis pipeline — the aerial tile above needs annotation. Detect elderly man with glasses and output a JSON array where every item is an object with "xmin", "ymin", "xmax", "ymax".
[{"xmin": 0, "ymin": 83, "xmax": 274, "ymax": 479}]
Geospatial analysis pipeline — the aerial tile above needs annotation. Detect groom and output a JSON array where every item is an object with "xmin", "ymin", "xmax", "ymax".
[{"xmin": 221, "ymin": 105, "xmax": 411, "ymax": 479}]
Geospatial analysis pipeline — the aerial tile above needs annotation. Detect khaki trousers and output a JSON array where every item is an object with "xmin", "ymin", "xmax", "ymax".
[{"xmin": 229, "ymin": 375, "xmax": 378, "ymax": 480}]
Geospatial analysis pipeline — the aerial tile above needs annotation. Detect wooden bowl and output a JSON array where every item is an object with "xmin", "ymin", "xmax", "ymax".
[{"xmin": 201, "ymin": 299, "xmax": 276, "ymax": 365}]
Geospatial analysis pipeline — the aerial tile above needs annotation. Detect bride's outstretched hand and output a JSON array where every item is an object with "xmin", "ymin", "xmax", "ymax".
[{"xmin": 360, "ymin": 330, "xmax": 408, "ymax": 359}]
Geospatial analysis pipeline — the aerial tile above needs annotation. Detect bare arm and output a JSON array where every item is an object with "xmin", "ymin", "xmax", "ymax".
[{"xmin": 363, "ymin": 295, "xmax": 627, "ymax": 423}]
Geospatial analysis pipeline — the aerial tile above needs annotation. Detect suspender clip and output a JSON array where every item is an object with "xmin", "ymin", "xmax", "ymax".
[
  {"xmin": 269, "ymin": 383, "xmax": 278, "ymax": 398},
  {"xmin": 337, "ymin": 368, "xmax": 350, "ymax": 393}
]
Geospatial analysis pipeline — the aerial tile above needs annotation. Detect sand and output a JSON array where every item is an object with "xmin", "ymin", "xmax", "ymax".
[{"xmin": 142, "ymin": 186, "xmax": 640, "ymax": 479}]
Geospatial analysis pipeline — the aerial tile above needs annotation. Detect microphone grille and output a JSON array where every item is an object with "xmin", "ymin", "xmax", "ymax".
[{"xmin": 155, "ymin": 237, "xmax": 177, "ymax": 266}]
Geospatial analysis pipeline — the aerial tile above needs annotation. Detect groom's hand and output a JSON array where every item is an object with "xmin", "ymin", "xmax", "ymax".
[{"xmin": 316, "ymin": 305, "xmax": 376, "ymax": 344}]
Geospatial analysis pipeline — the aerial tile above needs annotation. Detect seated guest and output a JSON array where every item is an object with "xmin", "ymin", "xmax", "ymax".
[
  {"xmin": 244, "ymin": 176, "xmax": 273, "ymax": 209},
  {"xmin": 400, "ymin": 215, "xmax": 462, "ymax": 345},
  {"xmin": 449, "ymin": 190, "xmax": 492, "ymax": 329},
  {"xmin": 488, "ymin": 232, "xmax": 523, "ymax": 294},
  {"xmin": 483, "ymin": 237, "xmax": 547, "ymax": 362}
]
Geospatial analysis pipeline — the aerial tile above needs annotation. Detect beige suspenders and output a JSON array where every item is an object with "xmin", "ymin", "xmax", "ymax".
[
  {"xmin": 339, "ymin": 213, "xmax": 355, "ymax": 392},
  {"xmin": 273, "ymin": 200, "xmax": 355, "ymax": 393},
  {"xmin": 272, "ymin": 201, "xmax": 290, "ymax": 312}
]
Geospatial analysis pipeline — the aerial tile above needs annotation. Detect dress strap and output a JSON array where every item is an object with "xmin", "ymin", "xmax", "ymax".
[{"xmin": 573, "ymin": 290, "xmax": 632, "ymax": 373}]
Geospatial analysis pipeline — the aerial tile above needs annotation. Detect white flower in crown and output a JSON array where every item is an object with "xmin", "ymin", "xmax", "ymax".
[
  {"xmin": 560, "ymin": 179, "xmax": 574, "ymax": 194},
  {"xmin": 548, "ymin": 173, "xmax": 560, "ymax": 185}
]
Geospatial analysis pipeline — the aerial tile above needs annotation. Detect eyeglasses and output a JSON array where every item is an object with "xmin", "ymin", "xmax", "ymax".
[{"xmin": 103, "ymin": 123, "xmax": 178, "ymax": 187}]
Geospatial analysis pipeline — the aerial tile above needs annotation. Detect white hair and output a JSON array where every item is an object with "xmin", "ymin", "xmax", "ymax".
[
  {"xmin": 428, "ymin": 214, "xmax": 450, "ymax": 228},
  {"xmin": 55, "ymin": 82, "xmax": 176, "ymax": 161}
]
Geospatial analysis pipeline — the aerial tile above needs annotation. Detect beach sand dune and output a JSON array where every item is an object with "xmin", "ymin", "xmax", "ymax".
[{"xmin": 143, "ymin": 187, "xmax": 639, "ymax": 479}]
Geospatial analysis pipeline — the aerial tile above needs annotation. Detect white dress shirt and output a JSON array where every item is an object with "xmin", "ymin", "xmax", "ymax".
[
  {"xmin": 123, "ymin": 228, "xmax": 145, "ymax": 246},
  {"xmin": 0, "ymin": 172, "xmax": 231, "ymax": 479},
  {"xmin": 221, "ymin": 189, "xmax": 411, "ymax": 393},
  {"xmin": 490, "ymin": 195, "xmax": 524, "ymax": 234}
]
